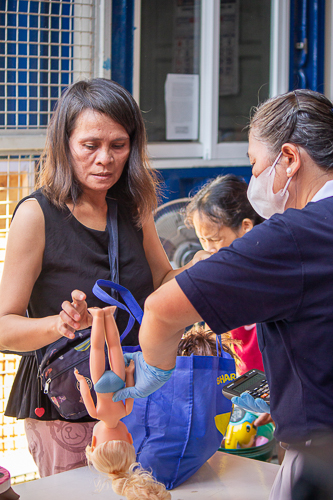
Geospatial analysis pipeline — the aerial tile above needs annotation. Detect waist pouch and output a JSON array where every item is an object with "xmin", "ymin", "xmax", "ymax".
[{"xmin": 37, "ymin": 328, "xmax": 99, "ymax": 420}]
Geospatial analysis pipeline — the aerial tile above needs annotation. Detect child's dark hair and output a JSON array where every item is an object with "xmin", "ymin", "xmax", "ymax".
[
  {"xmin": 177, "ymin": 325, "xmax": 241, "ymax": 362},
  {"xmin": 185, "ymin": 174, "xmax": 263, "ymax": 229}
]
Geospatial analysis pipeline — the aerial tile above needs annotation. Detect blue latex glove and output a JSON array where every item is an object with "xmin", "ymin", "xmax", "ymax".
[
  {"xmin": 112, "ymin": 352, "xmax": 175, "ymax": 402},
  {"xmin": 231, "ymin": 391, "xmax": 270, "ymax": 414}
]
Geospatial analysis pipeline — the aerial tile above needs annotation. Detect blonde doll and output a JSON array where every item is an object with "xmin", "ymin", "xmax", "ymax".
[{"xmin": 74, "ymin": 306, "xmax": 170, "ymax": 500}]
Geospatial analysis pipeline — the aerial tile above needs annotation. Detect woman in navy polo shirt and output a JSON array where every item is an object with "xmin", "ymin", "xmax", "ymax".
[{"xmin": 112, "ymin": 89, "xmax": 333, "ymax": 500}]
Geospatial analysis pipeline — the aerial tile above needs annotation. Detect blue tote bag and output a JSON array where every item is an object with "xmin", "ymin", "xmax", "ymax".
[{"xmin": 93, "ymin": 279, "xmax": 236, "ymax": 490}]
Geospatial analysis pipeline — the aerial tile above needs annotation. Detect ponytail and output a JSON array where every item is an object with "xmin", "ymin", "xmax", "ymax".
[
  {"xmin": 86, "ymin": 440, "xmax": 170, "ymax": 500},
  {"xmin": 112, "ymin": 463, "xmax": 171, "ymax": 500}
]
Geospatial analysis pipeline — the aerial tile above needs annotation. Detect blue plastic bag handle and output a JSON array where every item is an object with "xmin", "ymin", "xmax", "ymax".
[
  {"xmin": 216, "ymin": 334, "xmax": 222, "ymax": 356},
  {"xmin": 93, "ymin": 279, "xmax": 232, "ymax": 358},
  {"xmin": 92, "ymin": 279, "xmax": 143, "ymax": 342}
]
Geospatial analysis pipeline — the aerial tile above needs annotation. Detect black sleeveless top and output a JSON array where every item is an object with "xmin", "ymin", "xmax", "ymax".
[{"xmin": 5, "ymin": 190, "xmax": 154, "ymax": 420}]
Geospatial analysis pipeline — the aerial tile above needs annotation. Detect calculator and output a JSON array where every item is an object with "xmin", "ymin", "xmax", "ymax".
[{"xmin": 222, "ymin": 369, "xmax": 270, "ymax": 405}]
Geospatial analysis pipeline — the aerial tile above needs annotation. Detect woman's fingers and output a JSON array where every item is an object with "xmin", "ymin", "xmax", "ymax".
[
  {"xmin": 71, "ymin": 290, "xmax": 87, "ymax": 311},
  {"xmin": 254, "ymin": 413, "xmax": 274, "ymax": 427},
  {"xmin": 59, "ymin": 292, "xmax": 86, "ymax": 336},
  {"xmin": 192, "ymin": 250, "xmax": 212, "ymax": 264},
  {"xmin": 71, "ymin": 290, "xmax": 92, "ymax": 329},
  {"xmin": 56, "ymin": 315, "xmax": 76, "ymax": 339},
  {"xmin": 58, "ymin": 290, "xmax": 92, "ymax": 338},
  {"xmin": 60, "ymin": 301, "xmax": 81, "ymax": 328}
]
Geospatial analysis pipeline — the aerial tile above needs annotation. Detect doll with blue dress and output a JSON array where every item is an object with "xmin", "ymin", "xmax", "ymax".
[{"xmin": 74, "ymin": 306, "xmax": 170, "ymax": 500}]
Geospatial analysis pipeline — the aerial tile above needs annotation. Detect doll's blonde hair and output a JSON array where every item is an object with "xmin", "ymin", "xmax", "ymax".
[{"xmin": 86, "ymin": 440, "xmax": 171, "ymax": 500}]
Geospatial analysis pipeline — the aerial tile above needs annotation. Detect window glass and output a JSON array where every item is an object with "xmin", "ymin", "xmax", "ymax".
[
  {"xmin": 218, "ymin": 0, "xmax": 271, "ymax": 142},
  {"xmin": 0, "ymin": 0, "xmax": 74, "ymax": 129},
  {"xmin": 0, "ymin": 0, "xmax": 94, "ymax": 130},
  {"xmin": 140, "ymin": 0, "xmax": 201, "ymax": 142}
]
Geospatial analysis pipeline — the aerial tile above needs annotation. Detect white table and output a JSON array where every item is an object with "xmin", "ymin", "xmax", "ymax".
[{"xmin": 14, "ymin": 452, "xmax": 279, "ymax": 500}]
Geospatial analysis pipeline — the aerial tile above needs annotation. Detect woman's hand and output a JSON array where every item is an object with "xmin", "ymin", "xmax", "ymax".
[
  {"xmin": 57, "ymin": 290, "xmax": 92, "ymax": 339},
  {"xmin": 231, "ymin": 392, "xmax": 271, "ymax": 413},
  {"xmin": 254, "ymin": 413, "xmax": 274, "ymax": 427},
  {"xmin": 192, "ymin": 249, "xmax": 212, "ymax": 264},
  {"xmin": 125, "ymin": 359, "xmax": 135, "ymax": 378}
]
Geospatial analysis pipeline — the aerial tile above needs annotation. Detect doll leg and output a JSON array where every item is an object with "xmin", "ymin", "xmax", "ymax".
[
  {"xmin": 103, "ymin": 306, "xmax": 125, "ymax": 382},
  {"xmin": 88, "ymin": 308, "xmax": 106, "ymax": 385}
]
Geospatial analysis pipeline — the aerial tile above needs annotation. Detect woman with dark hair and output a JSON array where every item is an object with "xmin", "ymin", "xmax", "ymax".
[
  {"xmin": 39, "ymin": 79, "xmax": 157, "ymax": 224},
  {"xmin": 115, "ymin": 89, "xmax": 333, "ymax": 500},
  {"xmin": 185, "ymin": 174, "xmax": 264, "ymax": 376},
  {"xmin": 0, "ymin": 79, "xmax": 177, "ymax": 477}
]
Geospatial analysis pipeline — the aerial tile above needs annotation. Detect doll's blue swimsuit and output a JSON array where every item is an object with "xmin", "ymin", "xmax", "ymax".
[{"xmin": 94, "ymin": 370, "xmax": 125, "ymax": 394}]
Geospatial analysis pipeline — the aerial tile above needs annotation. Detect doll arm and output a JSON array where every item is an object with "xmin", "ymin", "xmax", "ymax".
[
  {"xmin": 74, "ymin": 368, "xmax": 97, "ymax": 419},
  {"xmin": 124, "ymin": 360, "xmax": 135, "ymax": 415}
]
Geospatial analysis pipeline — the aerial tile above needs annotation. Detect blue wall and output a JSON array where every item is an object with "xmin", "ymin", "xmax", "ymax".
[
  {"xmin": 158, "ymin": 166, "xmax": 253, "ymax": 203},
  {"xmin": 111, "ymin": 0, "xmax": 134, "ymax": 93}
]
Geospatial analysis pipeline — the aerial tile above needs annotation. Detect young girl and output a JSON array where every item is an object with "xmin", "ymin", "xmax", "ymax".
[
  {"xmin": 74, "ymin": 306, "xmax": 170, "ymax": 500},
  {"xmin": 185, "ymin": 174, "xmax": 264, "ymax": 376}
]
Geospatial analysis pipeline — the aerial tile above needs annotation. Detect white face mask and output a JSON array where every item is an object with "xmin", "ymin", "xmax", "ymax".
[{"xmin": 247, "ymin": 151, "xmax": 292, "ymax": 219}]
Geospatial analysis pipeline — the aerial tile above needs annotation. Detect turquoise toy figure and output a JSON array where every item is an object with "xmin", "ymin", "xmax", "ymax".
[{"xmin": 224, "ymin": 407, "xmax": 257, "ymax": 449}]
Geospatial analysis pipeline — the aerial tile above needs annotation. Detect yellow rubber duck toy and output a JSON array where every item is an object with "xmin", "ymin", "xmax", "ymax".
[{"xmin": 224, "ymin": 419, "xmax": 257, "ymax": 449}]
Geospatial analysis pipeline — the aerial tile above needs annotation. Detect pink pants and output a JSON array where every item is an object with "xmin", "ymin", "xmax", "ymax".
[{"xmin": 24, "ymin": 418, "xmax": 95, "ymax": 478}]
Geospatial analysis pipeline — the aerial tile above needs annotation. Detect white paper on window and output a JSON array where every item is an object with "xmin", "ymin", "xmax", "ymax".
[{"xmin": 165, "ymin": 73, "xmax": 199, "ymax": 141}]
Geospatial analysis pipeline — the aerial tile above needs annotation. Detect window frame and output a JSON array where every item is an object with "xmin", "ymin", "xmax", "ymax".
[
  {"xmin": 325, "ymin": 0, "xmax": 333, "ymax": 101},
  {"xmin": 134, "ymin": 0, "xmax": 291, "ymax": 168}
]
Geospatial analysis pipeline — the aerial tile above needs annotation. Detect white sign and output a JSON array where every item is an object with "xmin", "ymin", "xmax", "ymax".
[{"xmin": 165, "ymin": 73, "xmax": 199, "ymax": 141}]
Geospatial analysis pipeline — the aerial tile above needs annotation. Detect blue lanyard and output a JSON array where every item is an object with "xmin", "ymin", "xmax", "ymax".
[{"xmin": 92, "ymin": 279, "xmax": 143, "ymax": 342}]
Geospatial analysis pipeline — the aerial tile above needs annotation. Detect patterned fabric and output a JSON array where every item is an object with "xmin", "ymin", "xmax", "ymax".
[{"xmin": 24, "ymin": 419, "xmax": 95, "ymax": 477}]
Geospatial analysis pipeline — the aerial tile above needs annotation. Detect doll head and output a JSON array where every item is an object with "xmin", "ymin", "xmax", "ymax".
[
  {"xmin": 86, "ymin": 440, "xmax": 171, "ymax": 500},
  {"xmin": 86, "ymin": 439, "xmax": 136, "ymax": 477},
  {"xmin": 177, "ymin": 324, "xmax": 241, "ymax": 362}
]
